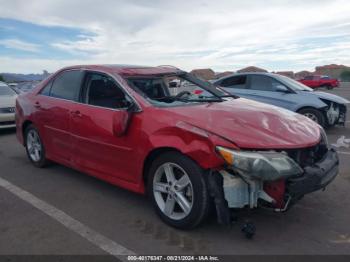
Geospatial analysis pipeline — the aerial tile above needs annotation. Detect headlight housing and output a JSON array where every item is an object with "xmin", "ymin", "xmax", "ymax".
[{"xmin": 216, "ymin": 146, "xmax": 303, "ymax": 181}]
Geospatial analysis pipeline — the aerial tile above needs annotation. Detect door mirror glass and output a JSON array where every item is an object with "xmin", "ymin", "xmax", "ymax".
[{"xmin": 113, "ymin": 110, "xmax": 131, "ymax": 137}]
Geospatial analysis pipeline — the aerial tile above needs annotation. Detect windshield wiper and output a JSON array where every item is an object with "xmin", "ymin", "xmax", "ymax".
[
  {"xmin": 219, "ymin": 94, "xmax": 239, "ymax": 99},
  {"xmin": 155, "ymin": 96, "xmax": 223, "ymax": 103},
  {"xmin": 179, "ymin": 98, "xmax": 223, "ymax": 102}
]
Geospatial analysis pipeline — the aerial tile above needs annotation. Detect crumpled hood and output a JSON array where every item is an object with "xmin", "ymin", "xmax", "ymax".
[
  {"xmin": 312, "ymin": 91, "xmax": 350, "ymax": 104},
  {"xmin": 165, "ymin": 98, "xmax": 321, "ymax": 149},
  {"xmin": 0, "ymin": 95, "xmax": 16, "ymax": 108}
]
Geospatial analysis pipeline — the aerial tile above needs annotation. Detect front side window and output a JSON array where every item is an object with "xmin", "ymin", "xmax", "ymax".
[
  {"xmin": 276, "ymin": 75, "xmax": 313, "ymax": 91},
  {"xmin": 50, "ymin": 70, "xmax": 83, "ymax": 101},
  {"xmin": 83, "ymin": 73, "xmax": 132, "ymax": 109},
  {"xmin": 249, "ymin": 75, "xmax": 285, "ymax": 92},
  {"xmin": 126, "ymin": 73, "xmax": 227, "ymax": 107},
  {"xmin": 220, "ymin": 76, "xmax": 247, "ymax": 89}
]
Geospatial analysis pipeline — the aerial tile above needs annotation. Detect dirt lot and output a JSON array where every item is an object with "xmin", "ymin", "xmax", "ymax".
[{"xmin": 0, "ymin": 84, "xmax": 350, "ymax": 257}]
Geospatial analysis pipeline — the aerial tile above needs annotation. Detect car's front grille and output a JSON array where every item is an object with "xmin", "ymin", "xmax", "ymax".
[
  {"xmin": 285, "ymin": 142, "xmax": 328, "ymax": 168},
  {"xmin": 0, "ymin": 107, "xmax": 15, "ymax": 113},
  {"xmin": 0, "ymin": 121, "xmax": 15, "ymax": 126}
]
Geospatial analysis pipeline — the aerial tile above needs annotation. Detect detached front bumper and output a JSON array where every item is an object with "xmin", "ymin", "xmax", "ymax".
[
  {"xmin": 286, "ymin": 148, "xmax": 339, "ymax": 199},
  {"xmin": 208, "ymin": 148, "xmax": 339, "ymax": 225}
]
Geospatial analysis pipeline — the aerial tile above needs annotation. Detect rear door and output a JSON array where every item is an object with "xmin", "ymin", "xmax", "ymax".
[{"xmin": 34, "ymin": 70, "xmax": 84, "ymax": 164}]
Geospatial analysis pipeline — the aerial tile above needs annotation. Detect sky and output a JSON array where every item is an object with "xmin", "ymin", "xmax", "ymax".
[{"xmin": 0, "ymin": 0, "xmax": 350, "ymax": 74}]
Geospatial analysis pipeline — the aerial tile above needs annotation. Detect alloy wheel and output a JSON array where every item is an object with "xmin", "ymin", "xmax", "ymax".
[
  {"xmin": 153, "ymin": 162, "xmax": 194, "ymax": 220},
  {"xmin": 303, "ymin": 112, "xmax": 319, "ymax": 123},
  {"xmin": 26, "ymin": 129, "xmax": 42, "ymax": 162}
]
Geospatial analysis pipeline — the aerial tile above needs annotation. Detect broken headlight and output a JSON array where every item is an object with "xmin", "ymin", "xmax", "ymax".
[{"xmin": 216, "ymin": 146, "xmax": 303, "ymax": 181}]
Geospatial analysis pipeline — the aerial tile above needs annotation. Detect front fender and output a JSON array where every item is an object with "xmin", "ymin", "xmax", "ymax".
[
  {"xmin": 147, "ymin": 125, "xmax": 236, "ymax": 169},
  {"xmin": 293, "ymin": 95, "xmax": 329, "ymax": 112}
]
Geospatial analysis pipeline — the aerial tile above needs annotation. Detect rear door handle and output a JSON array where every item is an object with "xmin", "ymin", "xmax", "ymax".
[{"xmin": 71, "ymin": 110, "xmax": 82, "ymax": 117}]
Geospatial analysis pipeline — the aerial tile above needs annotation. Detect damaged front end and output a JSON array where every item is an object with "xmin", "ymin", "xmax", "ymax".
[
  {"xmin": 321, "ymin": 99, "xmax": 347, "ymax": 126},
  {"xmin": 209, "ymin": 129, "xmax": 339, "ymax": 225}
]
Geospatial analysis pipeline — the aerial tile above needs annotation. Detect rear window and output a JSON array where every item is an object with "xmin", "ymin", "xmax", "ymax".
[{"xmin": 0, "ymin": 85, "xmax": 17, "ymax": 96}]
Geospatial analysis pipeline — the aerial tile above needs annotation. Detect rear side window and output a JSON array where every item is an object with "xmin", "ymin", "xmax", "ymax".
[
  {"xmin": 50, "ymin": 70, "xmax": 83, "ymax": 101},
  {"xmin": 220, "ymin": 76, "xmax": 247, "ymax": 89},
  {"xmin": 40, "ymin": 81, "xmax": 52, "ymax": 96}
]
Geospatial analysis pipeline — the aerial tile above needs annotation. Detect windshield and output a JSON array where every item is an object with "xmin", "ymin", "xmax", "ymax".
[
  {"xmin": 0, "ymin": 85, "xmax": 17, "ymax": 96},
  {"xmin": 276, "ymin": 75, "xmax": 313, "ymax": 91},
  {"xmin": 126, "ymin": 73, "xmax": 229, "ymax": 107}
]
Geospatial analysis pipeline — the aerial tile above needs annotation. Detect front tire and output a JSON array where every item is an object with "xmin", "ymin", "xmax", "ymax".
[
  {"xmin": 25, "ymin": 124, "xmax": 49, "ymax": 168},
  {"xmin": 147, "ymin": 152, "xmax": 210, "ymax": 229},
  {"xmin": 298, "ymin": 108, "xmax": 326, "ymax": 127}
]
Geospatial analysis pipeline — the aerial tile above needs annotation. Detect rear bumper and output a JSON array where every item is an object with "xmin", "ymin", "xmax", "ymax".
[{"xmin": 286, "ymin": 148, "xmax": 339, "ymax": 199}]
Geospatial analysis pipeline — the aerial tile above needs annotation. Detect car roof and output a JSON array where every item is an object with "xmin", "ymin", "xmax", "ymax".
[{"xmin": 60, "ymin": 64, "xmax": 184, "ymax": 77}]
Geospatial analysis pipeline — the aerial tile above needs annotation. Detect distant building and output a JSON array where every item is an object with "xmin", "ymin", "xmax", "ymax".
[
  {"xmin": 237, "ymin": 66, "xmax": 268, "ymax": 73},
  {"xmin": 190, "ymin": 68, "xmax": 216, "ymax": 80},
  {"xmin": 314, "ymin": 64, "xmax": 350, "ymax": 79},
  {"xmin": 215, "ymin": 71, "xmax": 234, "ymax": 79},
  {"xmin": 295, "ymin": 70, "xmax": 313, "ymax": 80},
  {"xmin": 276, "ymin": 71, "xmax": 294, "ymax": 79}
]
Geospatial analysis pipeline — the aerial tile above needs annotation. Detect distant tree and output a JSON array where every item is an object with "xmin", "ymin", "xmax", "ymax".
[
  {"xmin": 0, "ymin": 75, "xmax": 4, "ymax": 82},
  {"xmin": 340, "ymin": 70, "xmax": 350, "ymax": 82}
]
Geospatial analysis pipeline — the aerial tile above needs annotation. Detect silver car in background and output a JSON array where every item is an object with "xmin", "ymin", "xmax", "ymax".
[{"xmin": 0, "ymin": 81, "xmax": 17, "ymax": 129}]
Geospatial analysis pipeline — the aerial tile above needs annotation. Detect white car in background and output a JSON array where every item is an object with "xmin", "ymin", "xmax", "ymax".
[{"xmin": 0, "ymin": 81, "xmax": 17, "ymax": 129}]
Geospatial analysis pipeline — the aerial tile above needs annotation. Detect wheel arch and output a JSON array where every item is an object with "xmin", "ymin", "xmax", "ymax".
[
  {"xmin": 142, "ymin": 147, "xmax": 182, "ymax": 186},
  {"xmin": 22, "ymin": 120, "xmax": 33, "ymax": 144},
  {"xmin": 297, "ymin": 106, "xmax": 328, "ymax": 126}
]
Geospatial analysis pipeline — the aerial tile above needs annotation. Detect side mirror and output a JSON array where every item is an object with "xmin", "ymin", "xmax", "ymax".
[
  {"xmin": 275, "ymin": 84, "xmax": 289, "ymax": 93},
  {"xmin": 113, "ymin": 110, "xmax": 132, "ymax": 137}
]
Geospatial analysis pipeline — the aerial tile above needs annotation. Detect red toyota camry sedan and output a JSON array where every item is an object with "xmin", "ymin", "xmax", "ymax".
[{"xmin": 15, "ymin": 65, "xmax": 339, "ymax": 230}]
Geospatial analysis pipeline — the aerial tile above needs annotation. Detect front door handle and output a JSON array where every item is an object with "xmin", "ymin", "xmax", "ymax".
[{"xmin": 34, "ymin": 101, "xmax": 41, "ymax": 108}]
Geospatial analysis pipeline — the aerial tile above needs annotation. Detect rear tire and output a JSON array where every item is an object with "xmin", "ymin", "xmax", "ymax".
[
  {"xmin": 298, "ymin": 108, "xmax": 326, "ymax": 127},
  {"xmin": 25, "ymin": 124, "xmax": 49, "ymax": 168},
  {"xmin": 147, "ymin": 151, "xmax": 210, "ymax": 229}
]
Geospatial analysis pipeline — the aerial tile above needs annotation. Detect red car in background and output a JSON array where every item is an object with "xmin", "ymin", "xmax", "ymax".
[
  {"xmin": 15, "ymin": 65, "xmax": 339, "ymax": 233},
  {"xmin": 299, "ymin": 75, "xmax": 339, "ymax": 89}
]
